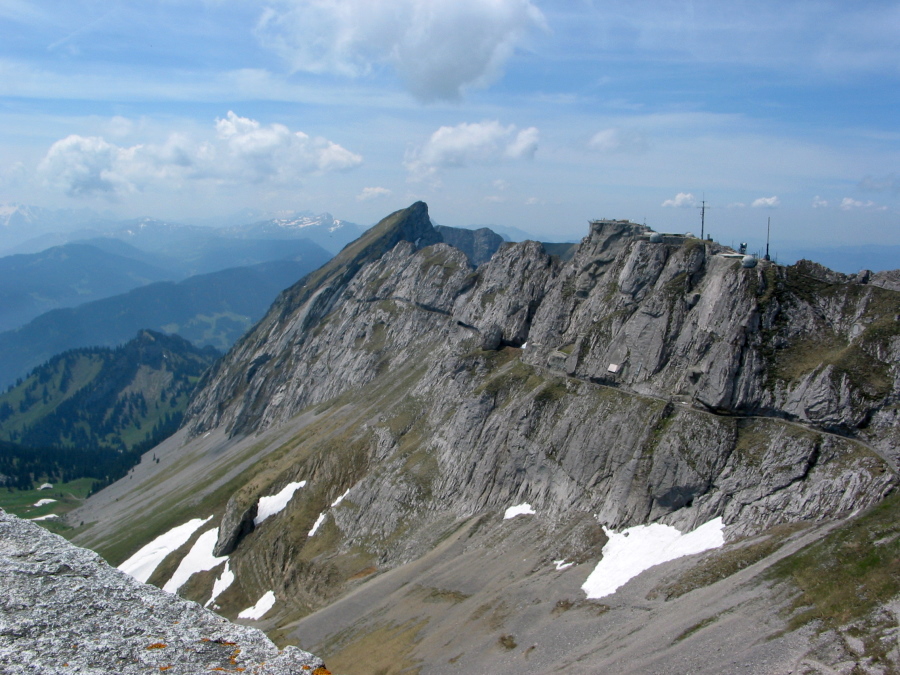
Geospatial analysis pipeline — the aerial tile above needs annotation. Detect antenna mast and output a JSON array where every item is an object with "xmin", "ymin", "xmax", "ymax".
[
  {"xmin": 696, "ymin": 199, "xmax": 711, "ymax": 240},
  {"xmin": 765, "ymin": 217, "xmax": 771, "ymax": 261}
]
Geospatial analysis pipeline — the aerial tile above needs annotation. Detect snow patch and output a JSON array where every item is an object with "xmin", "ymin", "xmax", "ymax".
[
  {"xmin": 553, "ymin": 559, "xmax": 574, "ymax": 571},
  {"xmin": 238, "ymin": 590, "xmax": 276, "ymax": 620},
  {"xmin": 30, "ymin": 514, "xmax": 59, "ymax": 521},
  {"xmin": 504, "ymin": 503, "xmax": 536, "ymax": 520},
  {"xmin": 331, "ymin": 488, "xmax": 350, "ymax": 507},
  {"xmin": 254, "ymin": 481, "xmax": 307, "ymax": 526},
  {"xmin": 581, "ymin": 517, "xmax": 725, "ymax": 600},
  {"xmin": 118, "ymin": 516, "xmax": 212, "ymax": 583},
  {"xmin": 33, "ymin": 499, "xmax": 56, "ymax": 507},
  {"xmin": 205, "ymin": 561, "xmax": 235, "ymax": 608},
  {"xmin": 162, "ymin": 529, "xmax": 228, "ymax": 594},
  {"xmin": 308, "ymin": 512, "xmax": 326, "ymax": 537},
  {"xmin": 307, "ymin": 488, "xmax": 351, "ymax": 537}
]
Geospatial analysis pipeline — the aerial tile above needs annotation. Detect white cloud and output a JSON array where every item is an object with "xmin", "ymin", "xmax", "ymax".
[
  {"xmin": 840, "ymin": 197, "xmax": 886, "ymax": 211},
  {"xmin": 525, "ymin": 196, "xmax": 542, "ymax": 205},
  {"xmin": 661, "ymin": 192, "xmax": 696, "ymax": 208},
  {"xmin": 587, "ymin": 128, "xmax": 648, "ymax": 154},
  {"xmin": 727, "ymin": 202, "xmax": 747, "ymax": 208},
  {"xmin": 405, "ymin": 121, "xmax": 539, "ymax": 180},
  {"xmin": 38, "ymin": 112, "xmax": 362, "ymax": 198},
  {"xmin": 255, "ymin": 0, "xmax": 546, "ymax": 101},
  {"xmin": 484, "ymin": 195, "xmax": 505, "ymax": 203},
  {"xmin": 751, "ymin": 196, "xmax": 780, "ymax": 208},
  {"xmin": 356, "ymin": 186, "xmax": 391, "ymax": 201},
  {"xmin": 38, "ymin": 135, "xmax": 139, "ymax": 197},
  {"xmin": 812, "ymin": 195, "xmax": 829, "ymax": 208}
]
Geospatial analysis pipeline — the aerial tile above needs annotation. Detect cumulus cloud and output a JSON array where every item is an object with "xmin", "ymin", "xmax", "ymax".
[
  {"xmin": 356, "ymin": 186, "xmax": 391, "ymax": 201},
  {"xmin": 405, "ymin": 121, "xmax": 539, "ymax": 180},
  {"xmin": 255, "ymin": 0, "xmax": 545, "ymax": 101},
  {"xmin": 587, "ymin": 128, "xmax": 648, "ymax": 154},
  {"xmin": 38, "ymin": 112, "xmax": 361, "ymax": 198},
  {"xmin": 661, "ymin": 192, "xmax": 696, "ymax": 208},
  {"xmin": 38, "ymin": 135, "xmax": 139, "ymax": 197},
  {"xmin": 751, "ymin": 196, "xmax": 780, "ymax": 208},
  {"xmin": 840, "ymin": 197, "xmax": 886, "ymax": 211},
  {"xmin": 812, "ymin": 195, "xmax": 829, "ymax": 208}
]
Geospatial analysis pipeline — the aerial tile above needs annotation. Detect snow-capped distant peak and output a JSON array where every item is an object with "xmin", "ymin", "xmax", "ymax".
[
  {"xmin": 0, "ymin": 203, "xmax": 38, "ymax": 227},
  {"xmin": 270, "ymin": 213, "xmax": 335, "ymax": 230}
]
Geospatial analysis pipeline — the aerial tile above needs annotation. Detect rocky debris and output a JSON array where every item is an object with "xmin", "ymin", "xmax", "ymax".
[{"xmin": 0, "ymin": 509, "xmax": 326, "ymax": 675}]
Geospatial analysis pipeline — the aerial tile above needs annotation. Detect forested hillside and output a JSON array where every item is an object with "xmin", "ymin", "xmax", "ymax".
[{"xmin": 0, "ymin": 330, "xmax": 218, "ymax": 491}]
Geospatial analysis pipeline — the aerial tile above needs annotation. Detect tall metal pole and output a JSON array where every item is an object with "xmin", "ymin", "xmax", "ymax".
[
  {"xmin": 765, "ymin": 217, "xmax": 771, "ymax": 261},
  {"xmin": 697, "ymin": 200, "xmax": 707, "ymax": 240}
]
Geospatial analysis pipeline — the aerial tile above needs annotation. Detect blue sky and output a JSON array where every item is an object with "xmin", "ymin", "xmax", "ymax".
[{"xmin": 1, "ymin": 0, "xmax": 898, "ymax": 252}]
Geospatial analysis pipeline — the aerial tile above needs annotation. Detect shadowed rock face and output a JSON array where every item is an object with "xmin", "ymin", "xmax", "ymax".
[{"xmin": 0, "ymin": 510, "xmax": 326, "ymax": 674}]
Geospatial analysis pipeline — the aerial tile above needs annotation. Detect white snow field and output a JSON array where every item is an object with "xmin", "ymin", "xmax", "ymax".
[
  {"xmin": 205, "ymin": 561, "xmax": 235, "ymax": 608},
  {"xmin": 308, "ymin": 487, "xmax": 351, "ymax": 537},
  {"xmin": 33, "ymin": 498, "xmax": 56, "ymax": 507},
  {"xmin": 238, "ymin": 590, "xmax": 276, "ymax": 619},
  {"xmin": 554, "ymin": 559, "xmax": 574, "ymax": 571},
  {"xmin": 254, "ymin": 481, "xmax": 307, "ymax": 525},
  {"xmin": 162, "ymin": 528, "xmax": 228, "ymax": 593},
  {"xmin": 118, "ymin": 516, "xmax": 212, "ymax": 583},
  {"xmin": 581, "ymin": 517, "xmax": 725, "ymax": 599},
  {"xmin": 307, "ymin": 512, "xmax": 326, "ymax": 537},
  {"xmin": 503, "ymin": 503, "xmax": 536, "ymax": 520}
]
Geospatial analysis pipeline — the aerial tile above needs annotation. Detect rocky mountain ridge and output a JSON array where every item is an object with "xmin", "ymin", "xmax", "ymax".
[{"xmin": 68, "ymin": 202, "xmax": 900, "ymax": 674}]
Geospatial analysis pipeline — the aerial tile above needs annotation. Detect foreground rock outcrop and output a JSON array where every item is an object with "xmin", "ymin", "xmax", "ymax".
[{"xmin": 0, "ymin": 509, "xmax": 326, "ymax": 674}]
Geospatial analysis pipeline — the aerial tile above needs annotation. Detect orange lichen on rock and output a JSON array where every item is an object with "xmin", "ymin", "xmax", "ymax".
[
  {"xmin": 146, "ymin": 643, "xmax": 167, "ymax": 650},
  {"xmin": 312, "ymin": 668, "xmax": 332, "ymax": 675}
]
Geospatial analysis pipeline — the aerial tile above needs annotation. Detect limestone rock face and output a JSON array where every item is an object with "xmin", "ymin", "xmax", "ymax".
[
  {"xmin": 68, "ymin": 204, "xmax": 900, "ymax": 674},
  {"xmin": 0, "ymin": 510, "xmax": 325, "ymax": 674},
  {"xmin": 172, "ymin": 203, "xmax": 900, "ymax": 605}
]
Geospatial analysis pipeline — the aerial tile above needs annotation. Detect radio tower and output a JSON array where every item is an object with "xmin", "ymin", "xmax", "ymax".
[{"xmin": 696, "ymin": 198, "xmax": 711, "ymax": 240}]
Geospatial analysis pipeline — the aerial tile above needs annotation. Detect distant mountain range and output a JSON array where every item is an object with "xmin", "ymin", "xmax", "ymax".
[
  {"xmin": 1, "ymin": 209, "xmax": 366, "ymax": 258},
  {"xmin": 0, "ymin": 255, "xmax": 330, "ymax": 389},
  {"xmin": 0, "ymin": 242, "xmax": 171, "ymax": 332}
]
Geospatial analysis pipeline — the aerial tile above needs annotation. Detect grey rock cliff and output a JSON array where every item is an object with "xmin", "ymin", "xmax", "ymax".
[
  {"xmin": 0, "ymin": 509, "xmax": 326, "ymax": 674},
  {"xmin": 66, "ymin": 203, "xmax": 900, "ymax": 674}
]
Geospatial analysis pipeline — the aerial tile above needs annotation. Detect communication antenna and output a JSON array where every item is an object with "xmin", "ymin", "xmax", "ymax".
[
  {"xmin": 764, "ymin": 217, "xmax": 771, "ymax": 261},
  {"xmin": 696, "ymin": 198, "xmax": 711, "ymax": 240}
]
